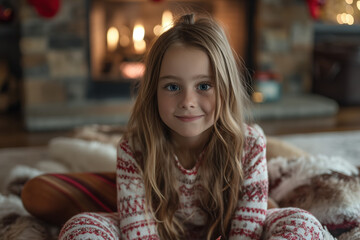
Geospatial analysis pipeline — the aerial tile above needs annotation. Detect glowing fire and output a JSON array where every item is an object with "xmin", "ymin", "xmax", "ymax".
[
  {"xmin": 107, "ymin": 27, "xmax": 119, "ymax": 52},
  {"xmin": 162, "ymin": 10, "xmax": 173, "ymax": 32},
  {"xmin": 153, "ymin": 10, "xmax": 173, "ymax": 36},
  {"xmin": 133, "ymin": 24, "xmax": 145, "ymax": 41},
  {"xmin": 119, "ymin": 62, "xmax": 145, "ymax": 79},
  {"xmin": 132, "ymin": 23, "xmax": 146, "ymax": 54}
]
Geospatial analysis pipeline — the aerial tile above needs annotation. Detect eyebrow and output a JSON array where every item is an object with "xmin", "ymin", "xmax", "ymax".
[
  {"xmin": 159, "ymin": 75, "xmax": 181, "ymax": 82},
  {"xmin": 159, "ymin": 74, "xmax": 212, "ymax": 82}
]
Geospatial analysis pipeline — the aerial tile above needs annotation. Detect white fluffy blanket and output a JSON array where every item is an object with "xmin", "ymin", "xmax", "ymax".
[
  {"xmin": 268, "ymin": 154, "xmax": 360, "ymax": 237},
  {"xmin": 268, "ymin": 155, "xmax": 359, "ymax": 202},
  {"xmin": 48, "ymin": 137, "xmax": 117, "ymax": 172}
]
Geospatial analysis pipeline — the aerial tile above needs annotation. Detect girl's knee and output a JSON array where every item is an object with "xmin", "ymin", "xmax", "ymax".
[
  {"xmin": 59, "ymin": 212, "xmax": 120, "ymax": 240},
  {"xmin": 264, "ymin": 207, "xmax": 331, "ymax": 240},
  {"xmin": 267, "ymin": 207, "xmax": 320, "ymax": 223}
]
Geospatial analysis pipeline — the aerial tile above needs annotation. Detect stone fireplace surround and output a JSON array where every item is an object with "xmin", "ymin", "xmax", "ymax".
[{"xmin": 20, "ymin": 0, "xmax": 134, "ymax": 131}]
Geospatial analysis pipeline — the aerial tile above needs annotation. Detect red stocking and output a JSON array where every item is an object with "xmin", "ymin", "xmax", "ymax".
[
  {"xmin": 27, "ymin": 0, "xmax": 60, "ymax": 18},
  {"xmin": 307, "ymin": 0, "xmax": 326, "ymax": 19}
]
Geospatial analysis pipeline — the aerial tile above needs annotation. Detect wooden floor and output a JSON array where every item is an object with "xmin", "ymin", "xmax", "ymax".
[
  {"xmin": 1, "ymin": 106, "xmax": 360, "ymax": 148},
  {"xmin": 0, "ymin": 111, "xmax": 73, "ymax": 148}
]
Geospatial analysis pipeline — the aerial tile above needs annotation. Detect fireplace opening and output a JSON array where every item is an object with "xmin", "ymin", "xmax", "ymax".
[{"xmin": 86, "ymin": 0, "xmax": 252, "ymax": 99}]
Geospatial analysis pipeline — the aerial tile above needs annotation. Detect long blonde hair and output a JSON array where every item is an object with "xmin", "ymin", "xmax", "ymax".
[{"xmin": 125, "ymin": 13, "xmax": 250, "ymax": 239}]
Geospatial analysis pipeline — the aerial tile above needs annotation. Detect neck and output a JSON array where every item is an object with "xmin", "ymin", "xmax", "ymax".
[
  {"xmin": 171, "ymin": 128, "xmax": 211, "ymax": 152},
  {"xmin": 171, "ymin": 128, "xmax": 212, "ymax": 169}
]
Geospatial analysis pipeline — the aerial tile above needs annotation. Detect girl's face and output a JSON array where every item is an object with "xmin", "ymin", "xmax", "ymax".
[{"xmin": 157, "ymin": 44, "xmax": 216, "ymax": 145}]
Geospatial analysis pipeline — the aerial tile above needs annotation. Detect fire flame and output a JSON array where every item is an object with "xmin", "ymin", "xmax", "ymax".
[
  {"xmin": 107, "ymin": 27, "xmax": 119, "ymax": 52},
  {"xmin": 162, "ymin": 10, "xmax": 173, "ymax": 32},
  {"xmin": 133, "ymin": 24, "xmax": 146, "ymax": 54}
]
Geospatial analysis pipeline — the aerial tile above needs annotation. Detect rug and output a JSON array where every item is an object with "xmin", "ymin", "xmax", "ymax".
[{"xmin": 280, "ymin": 130, "xmax": 360, "ymax": 167}]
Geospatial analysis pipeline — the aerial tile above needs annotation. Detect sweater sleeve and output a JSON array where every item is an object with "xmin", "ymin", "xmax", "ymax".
[
  {"xmin": 117, "ymin": 139, "xmax": 160, "ymax": 240},
  {"xmin": 229, "ymin": 126, "xmax": 268, "ymax": 240}
]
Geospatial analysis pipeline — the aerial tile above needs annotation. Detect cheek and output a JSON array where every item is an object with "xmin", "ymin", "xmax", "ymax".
[
  {"xmin": 157, "ymin": 101, "xmax": 165, "ymax": 117},
  {"xmin": 204, "ymin": 95, "xmax": 216, "ymax": 115},
  {"xmin": 157, "ymin": 94, "xmax": 172, "ymax": 117}
]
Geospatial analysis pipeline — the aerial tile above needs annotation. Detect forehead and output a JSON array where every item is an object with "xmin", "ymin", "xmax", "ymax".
[{"xmin": 159, "ymin": 43, "xmax": 212, "ymax": 77}]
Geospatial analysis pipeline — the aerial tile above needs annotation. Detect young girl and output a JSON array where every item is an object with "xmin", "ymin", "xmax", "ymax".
[{"xmin": 59, "ymin": 13, "xmax": 332, "ymax": 240}]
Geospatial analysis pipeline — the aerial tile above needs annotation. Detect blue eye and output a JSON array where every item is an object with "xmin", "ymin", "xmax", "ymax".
[
  {"xmin": 165, "ymin": 84, "xmax": 180, "ymax": 91},
  {"xmin": 198, "ymin": 83, "xmax": 211, "ymax": 91}
]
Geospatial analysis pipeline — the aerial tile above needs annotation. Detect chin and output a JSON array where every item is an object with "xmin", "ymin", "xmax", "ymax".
[
  {"xmin": 175, "ymin": 131, "xmax": 200, "ymax": 138},
  {"xmin": 173, "ymin": 128, "xmax": 209, "ymax": 139}
]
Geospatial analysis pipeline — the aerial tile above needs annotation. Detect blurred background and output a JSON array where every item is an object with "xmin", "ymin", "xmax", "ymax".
[{"xmin": 1, "ymin": 0, "xmax": 360, "ymax": 147}]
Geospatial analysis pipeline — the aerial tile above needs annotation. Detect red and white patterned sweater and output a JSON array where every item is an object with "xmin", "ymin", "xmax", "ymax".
[{"xmin": 116, "ymin": 125, "xmax": 268, "ymax": 240}]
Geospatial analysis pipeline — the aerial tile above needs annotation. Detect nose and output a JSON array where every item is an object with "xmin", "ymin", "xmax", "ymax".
[{"xmin": 179, "ymin": 88, "xmax": 196, "ymax": 109}]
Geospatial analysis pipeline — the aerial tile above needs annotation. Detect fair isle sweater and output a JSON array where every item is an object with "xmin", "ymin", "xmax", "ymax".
[{"xmin": 116, "ymin": 125, "xmax": 268, "ymax": 240}]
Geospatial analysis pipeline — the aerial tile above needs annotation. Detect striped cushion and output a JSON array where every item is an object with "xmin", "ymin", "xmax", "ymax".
[{"xmin": 21, "ymin": 172, "xmax": 117, "ymax": 226}]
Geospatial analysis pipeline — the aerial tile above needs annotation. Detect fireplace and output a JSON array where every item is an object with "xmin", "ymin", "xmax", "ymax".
[
  {"xmin": 18, "ymin": 0, "xmax": 253, "ymax": 130},
  {"xmin": 86, "ymin": 0, "xmax": 252, "ymax": 99}
]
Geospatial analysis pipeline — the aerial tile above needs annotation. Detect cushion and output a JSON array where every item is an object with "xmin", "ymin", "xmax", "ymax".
[{"xmin": 21, "ymin": 172, "xmax": 117, "ymax": 226}]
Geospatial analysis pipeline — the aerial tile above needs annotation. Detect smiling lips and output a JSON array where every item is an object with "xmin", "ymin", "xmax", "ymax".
[{"xmin": 176, "ymin": 115, "xmax": 203, "ymax": 122}]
